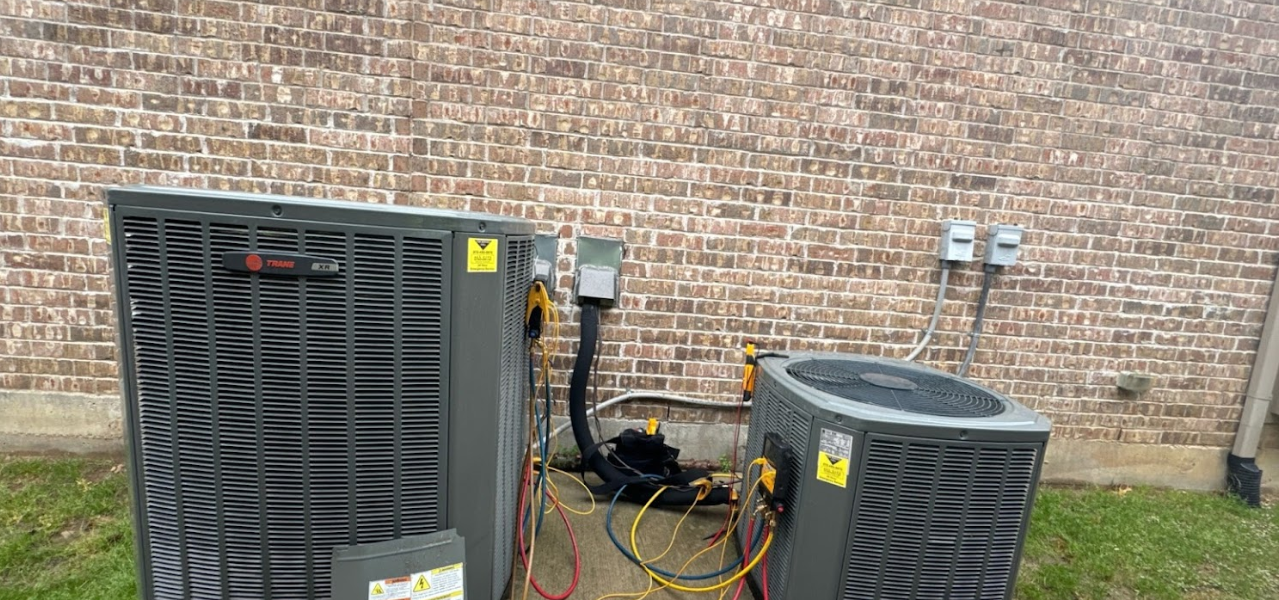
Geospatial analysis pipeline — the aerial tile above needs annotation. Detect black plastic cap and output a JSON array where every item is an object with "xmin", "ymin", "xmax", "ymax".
[{"xmin": 1227, "ymin": 453, "xmax": 1263, "ymax": 508}]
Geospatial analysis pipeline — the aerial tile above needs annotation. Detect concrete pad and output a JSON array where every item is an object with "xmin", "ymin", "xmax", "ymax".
[{"xmin": 507, "ymin": 471, "xmax": 760, "ymax": 600}]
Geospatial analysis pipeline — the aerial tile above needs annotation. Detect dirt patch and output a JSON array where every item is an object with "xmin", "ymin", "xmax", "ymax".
[
  {"xmin": 84, "ymin": 461, "xmax": 126, "ymax": 483},
  {"xmin": 2, "ymin": 448, "xmax": 127, "ymax": 460}
]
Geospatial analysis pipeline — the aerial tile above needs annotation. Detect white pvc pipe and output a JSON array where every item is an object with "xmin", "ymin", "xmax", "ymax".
[
  {"xmin": 546, "ymin": 392, "xmax": 749, "ymax": 446},
  {"xmin": 1233, "ymin": 269, "xmax": 1279, "ymax": 458}
]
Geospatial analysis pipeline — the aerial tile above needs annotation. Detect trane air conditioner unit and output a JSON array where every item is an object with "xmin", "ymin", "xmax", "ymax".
[
  {"xmin": 737, "ymin": 354, "xmax": 1050, "ymax": 600},
  {"xmin": 108, "ymin": 187, "xmax": 535, "ymax": 600}
]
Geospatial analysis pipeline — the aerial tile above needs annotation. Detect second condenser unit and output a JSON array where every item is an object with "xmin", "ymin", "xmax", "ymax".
[
  {"xmin": 738, "ymin": 353, "xmax": 1051, "ymax": 600},
  {"xmin": 109, "ymin": 187, "xmax": 534, "ymax": 599}
]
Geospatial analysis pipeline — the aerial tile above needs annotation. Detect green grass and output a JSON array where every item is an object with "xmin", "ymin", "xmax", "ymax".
[
  {"xmin": 1017, "ymin": 486, "xmax": 1279, "ymax": 600},
  {"xmin": 0, "ymin": 457, "xmax": 136, "ymax": 599},
  {"xmin": 1, "ymin": 457, "xmax": 1275, "ymax": 600}
]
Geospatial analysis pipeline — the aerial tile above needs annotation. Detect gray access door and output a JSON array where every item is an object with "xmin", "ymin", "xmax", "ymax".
[{"xmin": 112, "ymin": 206, "xmax": 453, "ymax": 600}]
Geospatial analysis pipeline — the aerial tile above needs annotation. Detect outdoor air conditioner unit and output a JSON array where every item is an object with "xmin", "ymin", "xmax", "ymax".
[
  {"xmin": 737, "ymin": 353, "xmax": 1051, "ymax": 600},
  {"xmin": 108, "ymin": 187, "xmax": 535, "ymax": 600}
]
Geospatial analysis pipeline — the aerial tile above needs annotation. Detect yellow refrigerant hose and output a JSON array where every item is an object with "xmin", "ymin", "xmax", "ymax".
[{"xmin": 629, "ymin": 462, "xmax": 775, "ymax": 593}]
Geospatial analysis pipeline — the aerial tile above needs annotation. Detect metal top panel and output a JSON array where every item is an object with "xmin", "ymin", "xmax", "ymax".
[
  {"xmin": 760, "ymin": 353, "xmax": 1052, "ymax": 441},
  {"xmin": 107, "ymin": 186, "xmax": 536, "ymax": 235},
  {"xmin": 331, "ymin": 529, "xmax": 464, "ymax": 564}
]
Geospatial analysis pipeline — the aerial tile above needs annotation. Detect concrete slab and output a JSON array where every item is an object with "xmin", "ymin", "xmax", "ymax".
[{"xmin": 506, "ymin": 471, "xmax": 760, "ymax": 600}]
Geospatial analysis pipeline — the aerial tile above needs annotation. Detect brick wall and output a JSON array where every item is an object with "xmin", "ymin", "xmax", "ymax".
[{"xmin": 2, "ymin": 0, "xmax": 1278, "ymax": 448}]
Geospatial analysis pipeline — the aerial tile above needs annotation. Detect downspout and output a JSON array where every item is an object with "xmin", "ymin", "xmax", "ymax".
[{"xmin": 1228, "ymin": 267, "xmax": 1279, "ymax": 507}]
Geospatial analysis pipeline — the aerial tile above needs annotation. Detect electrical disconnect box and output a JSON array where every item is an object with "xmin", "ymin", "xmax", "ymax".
[
  {"xmin": 938, "ymin": 219, "xmax": 977, "ymax": 262},
  {"xmin": 534, "ymin": 234, "xmax": 558, "ymax": 291},
  {"xmin": 573, "ymin": 236, "xmax": 623, "ymax": 307},
  {"xmin": 985, "ymin": 223, "xmax": 1025, "ymax": 267}
]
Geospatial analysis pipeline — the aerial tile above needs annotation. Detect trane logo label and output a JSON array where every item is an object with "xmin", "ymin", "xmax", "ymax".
[{"xmin": 222, "ymin": 251, "xmax": 341, "ymax": 278}]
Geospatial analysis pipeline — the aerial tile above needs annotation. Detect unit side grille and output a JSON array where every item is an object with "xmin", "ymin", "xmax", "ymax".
[
  {"xmin": 121, "ymin": 216, "xmax": 445, "ymax": 599},
  {"xmin": 842, "ymin": 436, "xmax": 1040, "ymax": 600},
  {"xmin": 493, "ymin": 236, "xmax": 534, "ymax": 596},
  {"xmin": 738, "ymin": 374, "xmax": 811, "ymax": 600}
]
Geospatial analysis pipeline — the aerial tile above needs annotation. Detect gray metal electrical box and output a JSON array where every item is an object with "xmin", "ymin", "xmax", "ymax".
[
  {"xmin": 108, "ymin": 187, "xmax": 533, "ymax": 600},
  {"xmin": 939, "ymin": 219, "xmax": 977, "ymax": 262},
  {"xmin": 985, "ymin": 223, "xmax": 1025, "ymax": 267},
  {"xmin": 533, "ymin": 234, "xmax": 558, "ymax": 291},
  {"xmin": 573, "ymin": 236, "xmax": 623, "ymax": 306},
  {"xmin": 737, "ymin": 354, "xmax": 1050, "ymax": 600}
]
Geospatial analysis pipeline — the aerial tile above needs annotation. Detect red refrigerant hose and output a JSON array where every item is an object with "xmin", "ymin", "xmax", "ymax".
[{"xmin": 516, "ymin": 457, "xmax": 582, "ymax": 600}]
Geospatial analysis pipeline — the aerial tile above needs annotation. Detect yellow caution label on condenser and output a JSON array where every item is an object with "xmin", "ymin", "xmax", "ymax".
[
  {"xmin": 816, "ymin": 428, "xmax": 854, "ymax": 488},
  {"xmin": 467, "ymin": 238, "xmax": 498, "ymax": 273},
  {"xmin": 816, "ymin": 451, "xmax": 850, "ymax": 488}
]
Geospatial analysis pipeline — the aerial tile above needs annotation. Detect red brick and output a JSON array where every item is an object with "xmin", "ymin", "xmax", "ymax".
[{"xmin": 0, "ymin": 0, "xmax": 1275, "ymax": 447}]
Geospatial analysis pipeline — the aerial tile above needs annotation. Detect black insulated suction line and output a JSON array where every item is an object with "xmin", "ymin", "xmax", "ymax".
[
  {"xmin": 569, "ymin": 302, "xmax": 731, "ymax": 506},
  {"xmin": 958, "ymin": 264, "xmax": 997, "ymax": 378}
]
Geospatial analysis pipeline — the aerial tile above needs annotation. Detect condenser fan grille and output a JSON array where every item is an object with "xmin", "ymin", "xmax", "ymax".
[
  {"xmin": 121, "ymin": 216, "xmax": 446, "ymax": 599},
  {"xmin": 785, "ymin": 359, "xmax": 1006, "ymax": 418}
]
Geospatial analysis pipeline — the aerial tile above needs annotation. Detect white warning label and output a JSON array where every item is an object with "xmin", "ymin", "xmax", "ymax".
[
  {"xmin": 411, "ymin": 562, "xmax": 465, "ymax": 600},
  {"xmin": 369, "ymin": 576, "xmax": 411, "ymax": 600},
  {"xmin": 816, "ymin": 428, "xmax": 854, "ymax": 488}
]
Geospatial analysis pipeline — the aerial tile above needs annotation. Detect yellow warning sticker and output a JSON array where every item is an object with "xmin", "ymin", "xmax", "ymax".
[
  {"xmin": 411, "ymin": 562, "xmax": 465, "ymax": 600},
  {"xmin": 467, "ymin": 238, "xmax": 498, "ymax": 273},
  {"xmin": 816, "ymin": 428, "xmax": 854, "ymax": 488},
  {"xmin": 816, "ymin": 451, "xmax": 850, "ymax": 488},
  {"xmin": 368, "ymin": 576, "xmax": 411, "ymax": 600}
]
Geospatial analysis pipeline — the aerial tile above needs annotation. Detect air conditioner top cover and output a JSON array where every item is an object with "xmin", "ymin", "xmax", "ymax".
[
  {"xmin": 109, "ymin": 185, "xmax": 535, "ymax": 235},
  {"xmin": 761, "ymin": 353, "xmax": 1051, "ymax": 442}
]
